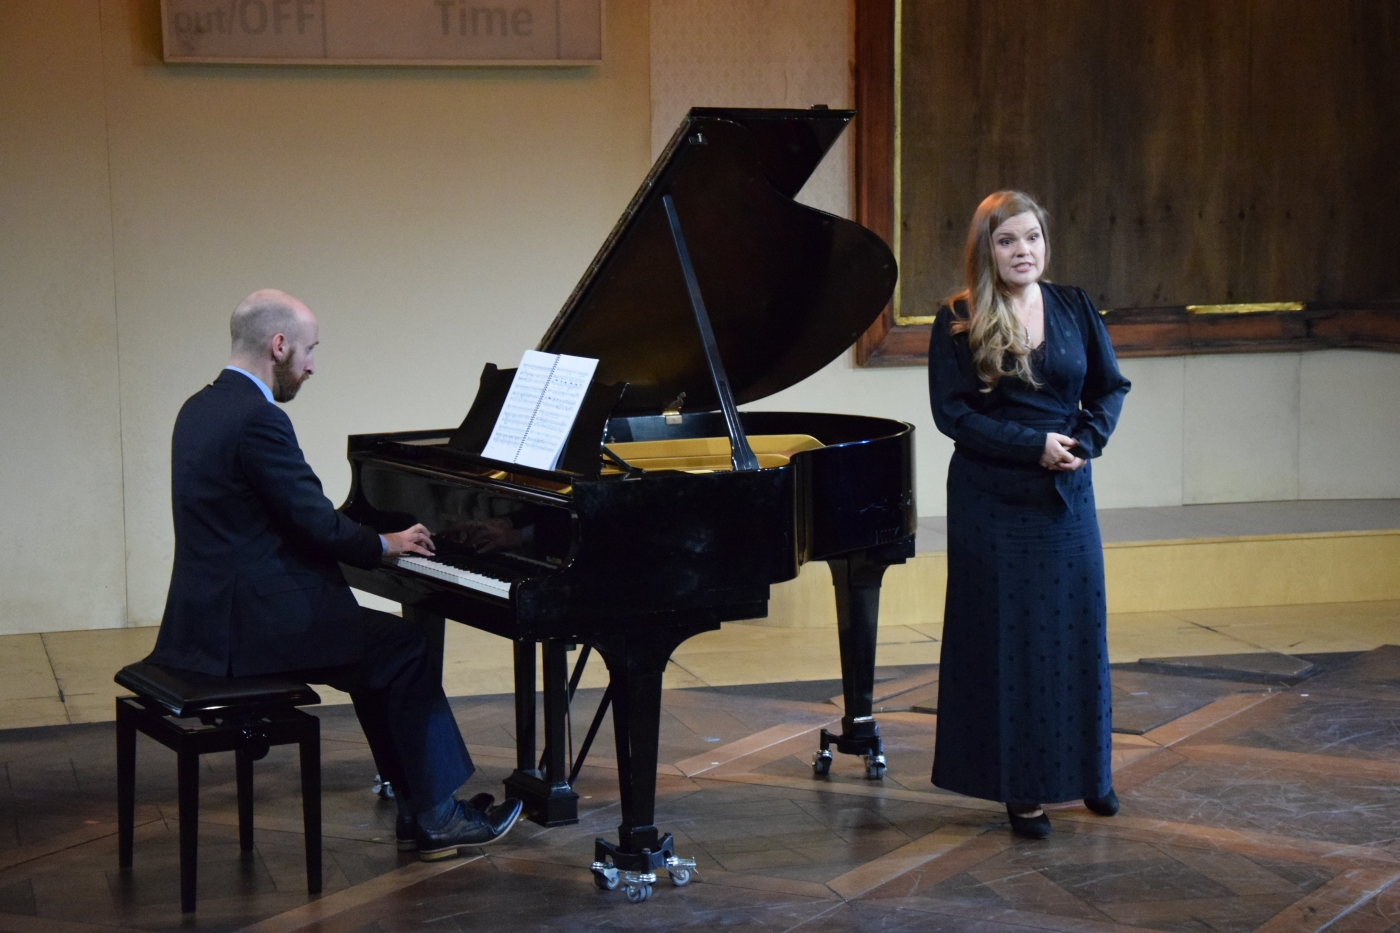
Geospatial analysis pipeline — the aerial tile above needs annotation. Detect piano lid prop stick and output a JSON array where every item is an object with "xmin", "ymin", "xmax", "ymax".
[{"xmin": 661, "ymin": 192, "xmax": 761, "ymax": 472}]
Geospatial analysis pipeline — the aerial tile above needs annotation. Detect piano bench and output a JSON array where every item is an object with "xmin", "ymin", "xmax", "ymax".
[{"xmin": 113, "ymin": 661, "xmax": 323, "ymax": 914}]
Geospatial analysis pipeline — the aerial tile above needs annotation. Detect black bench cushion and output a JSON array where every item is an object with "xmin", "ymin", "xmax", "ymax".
[{"xmin": 115, "ymin": 661, "xmax": 321, "ymax": 718}]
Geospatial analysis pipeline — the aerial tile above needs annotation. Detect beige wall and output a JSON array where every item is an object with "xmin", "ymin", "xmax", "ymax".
[
  {"xmin": 0, "ymin": 4, "xmax": 128, "ymax": 635},
  {"xmin": 1, "ymin": 0, "xmax": 652, "ymax": 634},
  {"xmin": 1, "ymin": 0, "xmax": 1397, "ymax": 636},
  {"xmin": 1096, "ymin": 350, "xmax": 1400, "ymax": 508}
]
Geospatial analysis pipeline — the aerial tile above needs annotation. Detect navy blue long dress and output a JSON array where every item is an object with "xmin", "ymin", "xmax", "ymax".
[{"xmin": 927, "ymin": 282, "xmax": 1130, "ymax": 805}]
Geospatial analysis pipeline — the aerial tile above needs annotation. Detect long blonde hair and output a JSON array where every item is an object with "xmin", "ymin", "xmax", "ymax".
[{"xmin": 947, "ymin": 190, "xmax": 1050, "ymax": 391}]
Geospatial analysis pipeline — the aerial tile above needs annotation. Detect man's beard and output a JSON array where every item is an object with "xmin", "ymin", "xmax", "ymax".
[{"xmin": 271, "ymin": 355, "xmax": 310, "ymax": 402}]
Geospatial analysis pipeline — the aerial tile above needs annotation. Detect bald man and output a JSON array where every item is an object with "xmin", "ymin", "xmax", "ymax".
[{"xmin": 147, "ymin": 290, "xmax": 521, "ymax": 859}]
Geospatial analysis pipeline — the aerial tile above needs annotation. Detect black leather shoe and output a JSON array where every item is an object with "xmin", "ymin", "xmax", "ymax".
[
  {"xmin": 1085, "ymin": 789, "xmax": 1119, "ymax": 816},
  {"xmin": 417, "ymin": 798, "xmax": 523, "ymax": 861},
  {"xmin": 396, "ymin": 793, "xmax": 496, "ymax": 851},
  {"xmin": 1006, "ymin": 804, "xmax": 1051, "ymax": 839}
]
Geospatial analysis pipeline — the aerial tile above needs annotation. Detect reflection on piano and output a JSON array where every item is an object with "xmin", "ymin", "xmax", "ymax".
[{"xmin": 340, "ymin": 107, "xmax": 915, "ymax": 899}]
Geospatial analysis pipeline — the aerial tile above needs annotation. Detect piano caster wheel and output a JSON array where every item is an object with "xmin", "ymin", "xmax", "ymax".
[
  {"xmin": 371, "ymin": 774, "xmax": 394, "ymax": 799},
  {"xmin": 665, "ymin": 854, "xmax": 696, "ymax": 886},
  {"xmin": 622, "ymin": 871, "xmax": 656, "ymax": 903},
  {"xmin": 864, "ymin": 752, "xmax": 887, "ymax": 780},
  {"xmin": 590, "ymin": 862, "xmax": 620, "ymax": 891},
  {"xmin": 812, "ymin": 749, "xmax": 833, "ymax": 775}
]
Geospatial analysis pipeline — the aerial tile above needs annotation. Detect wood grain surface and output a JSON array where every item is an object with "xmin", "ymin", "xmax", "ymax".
[{"xmin": 856, "ymin": 0, "xmax": 1400, "ymax": 366}]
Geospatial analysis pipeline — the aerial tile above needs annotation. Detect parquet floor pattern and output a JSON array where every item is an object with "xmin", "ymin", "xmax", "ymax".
[{"xmin": 1, "ymin": 649, "xmax": 1398, "ymax": 932}]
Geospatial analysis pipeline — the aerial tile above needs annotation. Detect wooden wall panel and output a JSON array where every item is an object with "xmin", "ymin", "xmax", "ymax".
[
  {"xmin": 1240, "ymin": 0, "xmax": 1400, "ymax": 303},
  {"xmin": 1089, "ymin": 1, "xmax": 1251, "ymax": 308},
  {"xmin": 858, "ymin": 0, "xmax": 1400, "ymax": 365},
  {"xmin": 853, "ymin": 0, "xmax": 897, "ymax": 364}
]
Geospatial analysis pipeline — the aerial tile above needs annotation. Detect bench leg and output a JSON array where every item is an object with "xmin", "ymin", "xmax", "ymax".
[
  {"xmin": 116, "ymin": 702, "xmax": 136, "ymax": 870},
  {"xmin": 235, "ymin": 748, "xmax": 254, "ymax": 853},
  {"xmin": 177, "ymin": 749, "xmax": 200, "ymax": 913},
  {"xmin": 300, "ymin": 729, "xmax": 322, "ymax": 895}
]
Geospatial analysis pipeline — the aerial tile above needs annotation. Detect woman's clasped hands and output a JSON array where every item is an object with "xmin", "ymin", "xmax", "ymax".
[{"xmin": 1040, "ymin": 432, "xmax": 1086, "ymax": 472}]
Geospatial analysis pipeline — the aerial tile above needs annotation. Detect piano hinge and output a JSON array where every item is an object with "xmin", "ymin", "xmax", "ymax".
[{"xmin": 662, "ymin": 392, "xmax": 686, "ymax": 425}]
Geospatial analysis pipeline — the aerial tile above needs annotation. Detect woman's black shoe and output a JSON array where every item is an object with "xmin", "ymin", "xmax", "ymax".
[
  {"xmin": 1084, "ymin": 790, "xmax": 1119, "ymax": 816},
  {"xmin": 1006, "ymin": 804, "xmax": 1051, "ymax": 839}
]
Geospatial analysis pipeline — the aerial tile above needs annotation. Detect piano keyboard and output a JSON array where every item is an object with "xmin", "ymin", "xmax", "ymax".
[{"xmin": 392, "ymin": 555, "xmax": 512, "ymax": 599}]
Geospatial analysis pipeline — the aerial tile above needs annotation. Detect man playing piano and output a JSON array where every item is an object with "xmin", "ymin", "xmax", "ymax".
[{"xmin": 145, "ymin": 289, "xmax": 521, "ymax": 860}]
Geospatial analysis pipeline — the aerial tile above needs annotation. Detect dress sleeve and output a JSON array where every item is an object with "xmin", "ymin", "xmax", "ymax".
[
  {"xmin": 1067, "ymin": 288, "xmax": 1131, "ymax": 459},
  {"xmin": 927, "ymin": 305, "xmax": 1047, "ymax": 463},
  {"xmin": 239, "ymin": 405, "xmax": 385, "ymax": 569}
]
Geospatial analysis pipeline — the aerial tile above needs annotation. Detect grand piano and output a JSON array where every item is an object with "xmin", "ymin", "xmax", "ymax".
[{"xmin": 339, "ymin": 107, "xmax": 915, "ymax": 900}]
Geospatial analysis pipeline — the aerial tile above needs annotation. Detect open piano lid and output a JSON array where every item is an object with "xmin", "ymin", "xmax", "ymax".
[{"xmin": 537, "ymin": 107, "xmax": 897, "ymax": 418}]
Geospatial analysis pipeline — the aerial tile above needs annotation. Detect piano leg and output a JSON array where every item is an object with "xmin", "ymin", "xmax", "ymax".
[
  {"xmin": 590, "ymin": 627, "xmax": 705, "ymax": 899},
  {"xmin": 816, "ymin": 550, "xmax": 904, "ymax": 779},
  {"xmin": 503, "ymin": 639, "xmax": 580, "ymax": 826}
]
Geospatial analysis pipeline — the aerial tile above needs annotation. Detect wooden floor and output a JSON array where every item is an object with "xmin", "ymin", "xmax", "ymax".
[{"xmin": 1, "ymin": 641, "xmax": 1399, "ymax": 932}]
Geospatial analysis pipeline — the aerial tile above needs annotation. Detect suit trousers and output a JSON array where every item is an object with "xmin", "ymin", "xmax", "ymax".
[{"xmin": 294, "ymin": 609, "xmax": 474, "ymax": 811}]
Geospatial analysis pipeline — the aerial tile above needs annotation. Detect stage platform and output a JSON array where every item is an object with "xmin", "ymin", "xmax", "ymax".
[{"xmin": 764, "ymin": 498, "xmax": 1400, "ymax": 629}]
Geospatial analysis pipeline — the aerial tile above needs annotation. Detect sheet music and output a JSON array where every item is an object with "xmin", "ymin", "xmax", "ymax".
[{"xmin": 481, "ymin": 350, "xmax": 599, "ymax": 470}]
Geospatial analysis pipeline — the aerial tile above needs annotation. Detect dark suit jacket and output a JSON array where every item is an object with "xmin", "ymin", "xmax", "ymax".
[{"xmin": 148, "ymin": 370, "xmax": 383, "ymax": 676}]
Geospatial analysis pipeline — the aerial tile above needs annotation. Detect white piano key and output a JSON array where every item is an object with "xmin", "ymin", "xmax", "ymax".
[{"xmin": 392, "ymin": 556, "xmax": 512, "ymax": 599}]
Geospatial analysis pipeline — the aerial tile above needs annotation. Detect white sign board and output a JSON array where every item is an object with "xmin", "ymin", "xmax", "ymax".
[{"xmin": 161, "ymin": 0, "xmax": 602, "ymax": 65}]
